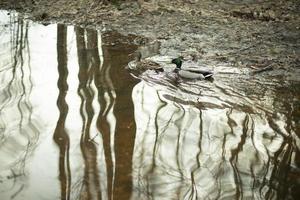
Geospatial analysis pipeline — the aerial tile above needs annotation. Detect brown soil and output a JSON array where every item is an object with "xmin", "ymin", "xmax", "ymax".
[{"xmin": 1, "ymin": 0, "xmax": 300, "ymax": 76}]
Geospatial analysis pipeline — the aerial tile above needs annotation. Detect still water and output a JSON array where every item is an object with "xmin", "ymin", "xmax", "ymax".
[{"xmin": 0, "ymin": 11, "xmax": 299, "ymax": 200}]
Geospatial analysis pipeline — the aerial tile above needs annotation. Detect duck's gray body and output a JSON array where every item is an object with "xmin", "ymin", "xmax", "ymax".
[
  {"xmin": 172, "ymin": 57, "xmax": 213, "ymax": 80},
  {"xmin": 178, "ymin": 70, "xmax": 205, "ymax": 79},
  {"xmin": 179, "ymin": 67, "xmax": 213, "ymax": 79}
]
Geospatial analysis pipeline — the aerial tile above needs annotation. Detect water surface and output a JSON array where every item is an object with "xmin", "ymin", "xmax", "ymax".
[{"xmin": 0, "ymin": 10, "xmax": 299, "ymax": 200}]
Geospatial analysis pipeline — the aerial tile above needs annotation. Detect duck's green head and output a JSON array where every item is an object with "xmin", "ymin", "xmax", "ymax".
[{"xmin": 171, "ymin": 56, "xmax": 183, "ymax": 69}]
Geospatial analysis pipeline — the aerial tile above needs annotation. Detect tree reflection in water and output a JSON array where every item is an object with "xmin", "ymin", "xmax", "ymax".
[
  {"xmin": 54, "ymin": 26, "xmax": 138, "ymax": 200},
  {"xmin": 130, "ymin": 74, "xmax": 300, "ymax": 199},
  {"xmin": 0, "ymin": 12, "xmax": 39, "ymax": 198}
]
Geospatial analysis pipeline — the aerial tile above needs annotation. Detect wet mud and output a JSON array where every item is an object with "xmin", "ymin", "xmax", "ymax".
[{"xmin": 1, "ymin": 1, "xmax": 299, "ymax": 77}]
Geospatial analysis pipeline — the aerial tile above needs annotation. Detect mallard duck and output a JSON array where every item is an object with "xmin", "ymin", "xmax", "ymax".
[
  {"xmin": 127, "ymin": 51, "xmax": 164, "ymax": 72},
  {"xmin": 171, "ymin": 57, "xmax": 213, "ymax": 79}
]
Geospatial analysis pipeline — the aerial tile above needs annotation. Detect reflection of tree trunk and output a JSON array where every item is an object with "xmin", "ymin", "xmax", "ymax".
[
  {"xmin": 101, "ymin": 38, "xmax": 137, "ymax": 200},
  {"xmin": 53, "ymin": 24, "xmax": 71, "ymax": 200},
  {"xmin": 76, "ymin": 27, "xmax": 101, "ymax": 200},
  {"xmin": 229, "ymin": 111, "xmax": 249, "ymax": 200},
  {"xmin": 74, "ymin": 27, "xmax": 137, "ymax": 199},
  {"xmin": 95, "ymin": 34, "xmax": 114, "ymax": 200}
]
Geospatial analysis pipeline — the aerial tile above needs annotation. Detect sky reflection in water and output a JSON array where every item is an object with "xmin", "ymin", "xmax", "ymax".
[{"xmin": 0, "ymin": 10, "xmax": 299, "ymax": 200}]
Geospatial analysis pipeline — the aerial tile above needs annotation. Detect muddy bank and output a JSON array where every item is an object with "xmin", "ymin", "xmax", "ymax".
[{"xmin": 1, "ymin": 0, "xmax": 300, "ymax": 77}]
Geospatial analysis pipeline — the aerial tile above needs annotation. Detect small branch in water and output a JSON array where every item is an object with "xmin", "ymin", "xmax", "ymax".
[
  {"xmin": 11, "ymin": 184, "xmax": 25, "ymax": 200},
  {"xmin": 7, "ymin": 170, "xmax": 23, "ymax": 180},
  {"xmin": 0, "ymin": 66, "xmax": 14, "ymax": 73},
  {"xmin": 251, "ymin": 65, "xmax": 273, "ymax": 74}
]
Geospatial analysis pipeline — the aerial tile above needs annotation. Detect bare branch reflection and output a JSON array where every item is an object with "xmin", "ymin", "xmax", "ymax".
[
  {"xmin": 0, "ymin": 12, "xmax": 39, "ymax": 199},
  {"xmin": 131, "ymin": 78, "xmax": 299, "ymax": 200}
]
